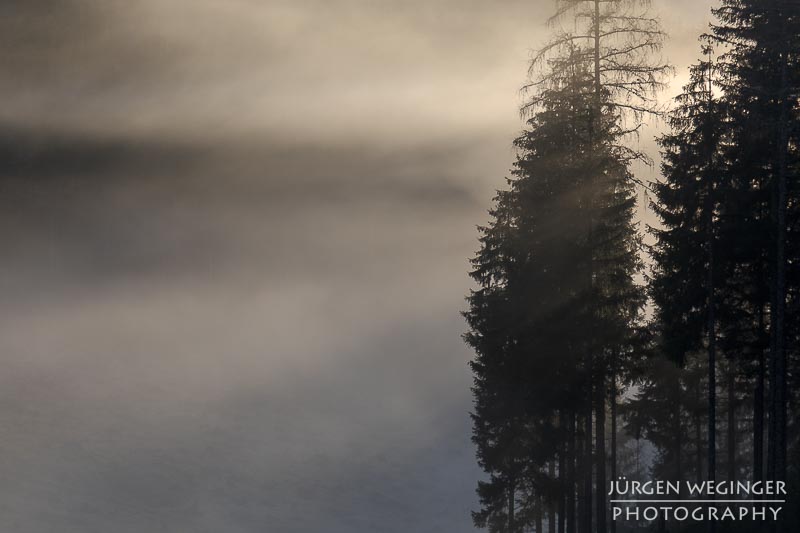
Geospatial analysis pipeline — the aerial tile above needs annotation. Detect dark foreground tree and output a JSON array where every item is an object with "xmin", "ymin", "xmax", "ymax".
[
  {"xmin": 646, "ymin": 2, "xmax": 800, "ymax": 532},
  {"xmin": 466, "ymin": 2, "xmax": 667, "ymax": 532},
  {"xmin": 651, "ymin": 54, "xmax": 728, "ymax": 524},
  {"xmin": 709, "ymin": 0, "xmax": 800, "ymax": 494}
]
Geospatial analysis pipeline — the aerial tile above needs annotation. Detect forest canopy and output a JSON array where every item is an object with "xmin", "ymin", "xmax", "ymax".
[{"xmin": 465, "ymin": 1, "xmax": 800, "ymax": 532}]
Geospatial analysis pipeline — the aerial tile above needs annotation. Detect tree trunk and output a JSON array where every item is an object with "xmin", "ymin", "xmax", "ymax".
[
  {"xmin": 577, "ymin": 415, "xmax": 585, "ymax": 533},
  {"xmin": 672, "ymin": 372, "xmax": 682, "ymax": 533},
  {"xmin": 768, "ymin": 14, "xmax": 790, "ymax": 491},
  {"xmin": 596, "ymin": 371, "xmax": 606, "ymax": 533},
  {"xmin": 593, "ymin": 0, "xmax": 601, "ymax": 97},
  {"xmin": 727, "ymin": 363, "xmax": 736, "ymax": 482},
  {"xmin": 610, "ymin": 376, "xmax": 617, "ymax": 533},
  {"xmin": 675, "ymin": 374, "xmax": 682, "ymax": 485},
  {"xmin": 707, "ymin": 239, "xmax": 717, "ymax": 533},
  {"xmin": 536, "ymin": 496, "xmax": 544, "ymax": 533},
  {"xmin": 549, "ymin": 460, "xmax": 557, "ymax": 533},
  {"xmin": 586, "ymin": 4, "xmax": 600, "ymax": 531},
  {"xmin": 559, "ymin": 411, "xmax": 566, "ymax": 533},
  {"xmin": 508, "ymin": 481, "xmax": 516, "ymax": 532},
  {"xmin": 584, "ymin": 396, "xmax": 593, "ymax": 533},
  {"xmin": 705, "ymin": 135, "xmax": 717, "ymax": 533},
  {"xmin": 567, "ymin": 412, "xmax": 576, "ymax": 533},
  {"xmin": 754, "ymin": 306, "xmax": 765, "ymax": 483},
  {"xmin": 695, "ymin": 374, "xmax": 703, "ymax": 485}
]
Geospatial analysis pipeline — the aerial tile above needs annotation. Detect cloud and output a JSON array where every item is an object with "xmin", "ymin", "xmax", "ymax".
[{"xmin": 0, "ymin": 0, "xmax": 548, "ymax": 143}]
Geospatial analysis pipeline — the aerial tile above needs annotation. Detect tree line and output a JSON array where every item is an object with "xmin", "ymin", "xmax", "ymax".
[{"xmin": 464, "ymin": 1, "xmax": 800, "ymax": 532}]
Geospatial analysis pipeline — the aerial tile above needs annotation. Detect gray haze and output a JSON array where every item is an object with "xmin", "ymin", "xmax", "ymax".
[{"xmin": 0, "ymin": 1, "xmax": 712, "ymax": 531}]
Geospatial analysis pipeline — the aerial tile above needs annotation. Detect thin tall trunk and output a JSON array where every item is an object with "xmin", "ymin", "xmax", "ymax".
[
  {"xmin": 610, "ymin": 376, "xmax": 617, "ymax": 533},
  {"xmin": 559, "ymin": 411, "xmax": 566, "ymax": 533},
  {"xmin": 706, "ymin": 197, "xmax": 717, "ymax": 533},
  {"xmin": 768, "ymin": 11, "xmax": 790, "ymax": 490},
  {"xmin": 577, "ymin": 415, "xmax": 585, "ymax": 533},
  {"xmin": 508, "ymin": 481, "xmax": 516, "ymax": 532},
  {"xmin": 674, "ymin": 375, "xmax": 683, "ymax": 485},
  {"xmin": 704, "ymin": 64, "xmax": 717, "ymax": 533},
  {"xmin": 567, "ymin": 412, "xmax": 576, "ymax": 533},
  {"xmin": 584, "ymin": 396, "xmax": 593, "ymax": 533},
  {"xmin": 727, "ymin": 364, "xmax": 736, "ymax": 482},
  {"xmin": 536, "ymin": 496, "xmax": 544, "ymax": 533},
  {"xmin": 754, "ymin": 295, "xmax": 766, "ymax": 484},
  {"xmin": 695, "ymin": 374, "xmax": 704, "ymax": 485},
  {"xmin": 672, "ymin": 373, "xmax": 682, "ymax": 533},
  {"xmin": 549, "ymin": 461, "xmax": 557, "ymax": 533},
  {"xmin": 593, "ymin": 0, "xmax": 601, "ymax": 97},
  {"xmin": 586, "ymin": 4, "xmax": 600, "ymax": 530},
  {"xmin": 596, "ymin": 371, "xmax": 606, "ymax": 533}
]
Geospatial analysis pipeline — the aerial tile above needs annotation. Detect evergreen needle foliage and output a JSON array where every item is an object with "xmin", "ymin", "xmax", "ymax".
[{"xmin": 466, "ymin": 1, "xmax": 800, "ymax": 532}]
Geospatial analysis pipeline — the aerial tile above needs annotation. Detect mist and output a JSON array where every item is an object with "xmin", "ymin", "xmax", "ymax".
[{"xmin": 0, "ymin": 1, "xmax": 713, "ymax": 531}]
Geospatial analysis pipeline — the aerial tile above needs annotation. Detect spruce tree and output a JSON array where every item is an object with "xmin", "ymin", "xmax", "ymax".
[
  {"xmin": 651, "ymin": 54, "xmax": 727, "ymax": 513},
  {"xmin": 709, "ymin": 0, "xmax": 800, "ymax": 494},
  {"xmin": 466, "ymin": 56, "xmax": 593, "ymax": 532},
  {"xmin": 467, "ymin": 2, "xmax": 668, "ymax": 531},
  {"xmin": 533, "ymin": 3, "xmax": 668, "ymax": 531}
]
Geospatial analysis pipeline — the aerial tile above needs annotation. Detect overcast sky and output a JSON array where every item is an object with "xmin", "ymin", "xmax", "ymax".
[{"xmin": 0, "ymin": 1, "xmax": 713, "ymax": 531}]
